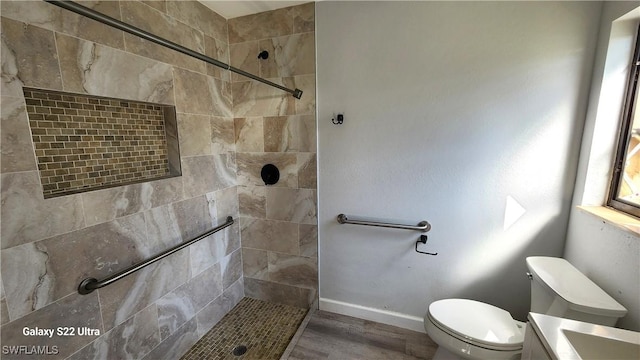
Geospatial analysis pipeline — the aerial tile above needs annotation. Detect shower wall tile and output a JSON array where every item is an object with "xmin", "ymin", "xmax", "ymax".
[
  {"xmin": 0, "ymin": 292, "xmax": 102, "ymax": 360},
  {"xmin": 211, "ymin": 116, "xmax": 236, "ymax": 154},
  {"xmin": 292, "ymin": 2, "xmax": 315, "ymax": 34},
  {"xmin": 182, "ymin": 154, "xmax": 237, "ymax": 199},
  {"xmin": 298, "ymin": 153, "xmax": 317, "ymax": 189},
  {"xmin": 56, "ymin": 34, "xmax": 175, "ymax": 104},
  {"xmin": 242, "ymin": 248, "xmax": 269, "ymax": 280},
  {"xmin": 178, "ymin": 113, "xmax": 213, "ymax": 157},
  {"xmin": 195, "ymin": 295, "xmax": 226, "ymax": 337},
  {"xmin": 234, "ymin": 117, "xmax": 264, "ymax": 152},
  {"xmin": 157, "ymin": 263, "xmax": 222, "ymax": 340},
  {"xmin": 221, "ymin": 249, "xmax": 243, "ymax": 289},
  {"xmin": 264, "ymin": 115, "xmax": 316, "ymax": 152},
  {"xmin": 268, "ymin": 253, "xmax": 318, "ymax": 289},
  {"xmin": 142, "ymin": 0, "xmax": 167, "ymax": 13},
  {"xmin": 0, "ymin": 17, "xmax": 62, "ymax": 97},
  {"xmin": 147, "ymin": 176, "xmax": 186, "ymax": 208},
  {"xmin": 204, "ymin": 34, "xmax": 231, "ymax": 81},
  {"xmin": 68, "ymin": 304, "xmax": 160, "ymax": 360},
  {"xmin": 238, "ymin": 185, "xmax": 267, "ymax": 218},
  {"xmin": 82, "ymin": 184, "xmax": 148, "ymax": 227},
  {"xmin": 142, "ymin": 317, "xmax": 199, "ymax": 360},
  {"xmin": 244, "ymin": 278, "xmax": 313, "ymax": 309},
  {"xmin": 230, "ymin": 41, "xmax": 260, "ymax": 83},
  {"xmin": 189, "ymin": 223, "xmax": 240, "ymax": 277},
  {"xmin": 1, "ymin": 213, "xmax": 148, "ymax": 320},
  {"xmin": 240, "ymin": 217, "xmax": 299, "ymax": 254},
  {"xmin": 259, "ymin": 33, "xmax": 316, "ymax": 78},
  {"xmin": 167, "ymin": 1, "xmax": 228, "ymax": 42},
  {"xmin": 266, "ymin": 188, "xmax": 317, "ymax": 224},
  {"xmin": 232, "ymin": 80, "xmax": 295, "ymax": 117},
  {"xmin": 173, "ymin": 68, "xmax": 232, "ymax": 117},
  {"xmin": 1, "ymin": 298, "xmax": 9, "ymax": 325},
  {"xmin": 299, "ymin": 224, "xmax": 318, "ymax": 258},
  {"xmin": 123, "ymin": 33, "xmax": 206, "ymax": 75},
  {"xmin": 228, "ymin": 7, "xmax": 293, "ymax": 44},
  {"xmin": 98, "ymin": 248, "xmax": 190, "ymax": 331},
  {"xmin": 216, "ymin": 186, "xmax": 240, "ymax": 219},
  {"xmin": 144, "ymin": 205, "xmax": 183, "ymax": 250},
  {"xmin": 286, "ymin": 74, "xmax": 317, "ymax": 115},
  {"xmin": 172, "ymin": 194, "xmax": 218, "ymax": 241},
  {"xmin": 0, "ymin": 0, "xmax": 124, "ymax": 50},
  {"xmin": 1, "ymin": 171, "xmax": 85, "ymax": 249},
  {"xmin": 1, "ymin": 96, "xmax": 37, "ymax": 173},
  {"xmin": 236, "ymin": 152, "xmax": 298, "ymax": 187}
]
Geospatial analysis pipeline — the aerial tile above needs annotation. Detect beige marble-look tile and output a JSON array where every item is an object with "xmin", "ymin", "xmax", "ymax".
[
  {"xmin": 157, "ymin": 263, "xmax": 222, "ymax": 340},
  {"xmin": 0, "ymin": 0, "xmax": 124, "ymax": 50},
  {"xmin": 1, "ymin": 297, "xmax": 9, "ymax": 325},
  {"xmin": 244, "ymin": 277, "xmax": 313, "ymax": 308},
  {"xmin": 173, "ymin": 68, "xmax": 232, "ymax": 117},
  {"xmin": 228, "ymin": 7, "xmax": 293, "ymax": 44},
  {"xmin": 181, "ymin": 155, "xmax": 219, "ymax": 198},
  {"xmin": 189, "ymin": 222, "xmax": 240, "ymax": 277},
  {"xmin": 221, "ymin": 249, "xmax": 242, "ymax": 289},
  {"xmin": 216, "ymin": 186, "xmax": 239, "ymax": 218},
  {"xmin": 144, "ymin": 204, "xmax": 183, "ymax": 252},
  {"xmin": 205, "ymin": 34, "xmax": 230, "ymax": 81},
  {"xmin": 232, "ymin": 79, "xmax": 294, "ymax": 117},
  {"xmin": 142, "ymin": 0, "xmax": 167, "ymax": 13},
  {"xmin": 1, "ymin": 171, "xmax": 85, "ymax": 249},
  {"xmin": 167, "ymin": 1, "xmax": 228, "ymax": 42},
  {"xmin": 240, "ymin": 217, "xmax": 299, "ymax": 254},
  {"xmin": 230, "ymin": 41, "xmax": 260, "ymax": 83},
  {"xmin": 98, "ymin": 248, "xmax": 190, "ymax": 330},
  {"xmin": 292, "ymin": 2, "xmax": 315, "ymax": 34},
  {"xmin": 286, "ymin": 74, "xmax": 316, "ymax": 115},
  {"xmin": 56, "ymin": 33, "xmax": 175, "ymax": 104},
  {"xmin": 260, "ymin": 33, "xmax": 316, "ymax": 78},
  {"xmin": 193, "ymin": 278, "xmax": 243, "ymax": 336},
  {"xmin": 266, "ymin": 188, "xmax": 317, "ymax": 224},
  {"xmin": 177, "ymin": 113, "xmax": 213, "ymax": 157},
  {"xmin": 1, "ymin": 96, "xmax": 37, "ymax": 173},
  {"xmin": 234, "ymin": 117, "xmax": 264, "ymax": 152},
  {"xmin": 142, "ymin": 317, "xmax": 199, "ymax": 360},
  {"xmin": 145, "ymin": 176, "xmax": 185, "ymax": 208},
  {"xmin": 1, "ymin": 17, "xmax": 62, "ymax": 97},
  {"xmin": 298, "ymin": 152, "xmax": 317, "ymax": 189},
  {"xmin": 242, "ymin": 247, "xmax": 268, "ymax": 280},
  {"xmin": 172, "ymin": 194, "xmax": 217, "ymax": 242},
  {"xmin": 123, "ymin": 33, "xmax": 206, "ymax": 75},
  {"xmin": 0, "ymin": 292, "xmax": 102, "ymax": 360},
  {"xmin": 1, "ymin": 213, "xmax": 147, "ymax": 320},
  {"xmin": 236, "ymin": 152, "xmax": 298, "ymax": 187},
  {"xmin": 81, "ymin": 184, "xmax": 147, "ymax": 226},
  {"xmin": 211, "ymin": 116, "xmax": 235, "ymax": 154},
  {"xmin": 268, "ymin": 252, "xmax": 317, "ymax": 289},
  {"xmin": 264, "ymin": 115, "xmax": 316, "ymax": 153},
  {"xmin": 68, "ymin": 304, "xmax": 160, "ymax": 360},
  {"xmin": 299, "ymin": 224, "xmax": 318, "ymax": 258},
  {"xmin": 238, "ymin": 185, "xmax": 266, "ymax": 218}
]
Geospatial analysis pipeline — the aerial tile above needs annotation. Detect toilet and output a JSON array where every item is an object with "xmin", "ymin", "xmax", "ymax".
[{"xmin": 423, "ymin": 256, "xmax": 628, "ymax": 360}]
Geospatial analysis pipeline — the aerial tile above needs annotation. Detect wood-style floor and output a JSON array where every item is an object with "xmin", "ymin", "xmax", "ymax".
[{"xmin": 284, "ymin": 310, "xmax": 438, "ymax": 360}]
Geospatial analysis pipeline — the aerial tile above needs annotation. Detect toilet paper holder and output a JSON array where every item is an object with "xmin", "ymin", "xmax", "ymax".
[{"xmin": 415, "ymin": 235, "xmax": 438, "ymax": 256}]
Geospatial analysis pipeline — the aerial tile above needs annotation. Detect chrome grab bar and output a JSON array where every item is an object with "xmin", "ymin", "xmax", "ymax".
[
  {"xmin": 337, "ymin": 214, "xmax": 431, "ymax": 232},
  {"xmin": 78, "ymin": 216, "xmax": 234, "ymax": 295}
]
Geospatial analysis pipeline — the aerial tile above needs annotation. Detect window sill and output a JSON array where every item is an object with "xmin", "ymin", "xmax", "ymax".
[{"xmin": 577, "ymin": 206, "xmax": 640, "ymax": 236}]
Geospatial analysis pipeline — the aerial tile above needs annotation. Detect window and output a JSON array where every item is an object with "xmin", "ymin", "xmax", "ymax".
[{"xmin": 609, "ymin": 26, "xmax": 640, "ymax": 218}]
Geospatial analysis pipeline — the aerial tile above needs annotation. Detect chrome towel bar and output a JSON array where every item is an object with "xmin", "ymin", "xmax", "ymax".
[
  {"xmin": 77, "ymin": 216, "xmax": 234, "ymax": 295},
  {"xmin": 337, "ymin": 214, "xmax": 431, "ymax": 232}
]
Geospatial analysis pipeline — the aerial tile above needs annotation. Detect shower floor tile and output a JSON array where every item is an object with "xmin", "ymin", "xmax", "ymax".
[{"xmin": 180, "ymin": 297, "xmax": 308, "ymax": 360}]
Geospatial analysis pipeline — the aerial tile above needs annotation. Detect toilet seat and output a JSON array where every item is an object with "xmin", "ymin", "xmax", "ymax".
[{"xmin": 427, "ymin": 299, "xmax": 525, "ymax": 351}]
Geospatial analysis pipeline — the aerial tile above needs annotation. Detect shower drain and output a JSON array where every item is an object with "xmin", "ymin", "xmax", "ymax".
[{"xmin": 232, "ymin": 345, "xmax": 247, "ymax": 356}]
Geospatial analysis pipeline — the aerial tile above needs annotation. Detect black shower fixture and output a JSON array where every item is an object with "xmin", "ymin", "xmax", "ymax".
[{"xmin": 258, "ymin": 50, "xmax": 269, "ymax": 60}]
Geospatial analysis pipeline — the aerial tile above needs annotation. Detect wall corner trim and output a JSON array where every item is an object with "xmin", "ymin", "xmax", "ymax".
[{"xmin": 318, "ymin": 298, "xmax": 426, "ymax": 333}]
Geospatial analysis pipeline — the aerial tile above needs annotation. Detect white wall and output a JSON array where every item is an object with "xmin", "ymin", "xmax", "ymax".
[
  {"xmin": 317, "ymin": 1, "xmax": 602, "ymax": 331},
  {"xmin": 565, "ymin": 1, "xmax": 640, "ymax": 332}
]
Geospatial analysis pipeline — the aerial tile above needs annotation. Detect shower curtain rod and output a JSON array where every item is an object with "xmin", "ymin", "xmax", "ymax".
[{"xmin": 44, "ymin": 0, "xmax": 303, "ymax": 99}]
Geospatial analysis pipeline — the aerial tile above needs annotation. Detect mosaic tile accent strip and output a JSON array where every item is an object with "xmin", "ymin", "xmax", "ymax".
[
  {"xmin": 181, "ymin": 297, "xmax": 308, "ymax": 360},
  {"xmin": 23, "ymin": 87, "xmax": 180, "ymax": 198}
]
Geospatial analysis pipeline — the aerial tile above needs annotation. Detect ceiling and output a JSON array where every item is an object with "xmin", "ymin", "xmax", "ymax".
[{"xmin": 199, "ymin": 1, "xmax": 311, "ymax": 19}]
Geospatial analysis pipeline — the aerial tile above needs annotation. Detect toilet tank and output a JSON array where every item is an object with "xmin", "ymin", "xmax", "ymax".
[{"xmin": 526, "ymin": 257, "xmax": 627, "ymax": 326}]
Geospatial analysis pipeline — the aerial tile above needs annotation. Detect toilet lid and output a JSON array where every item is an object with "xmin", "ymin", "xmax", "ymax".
[{"xmin": 428, "ymin": 299, "xmax": 524, "ymax": 351}]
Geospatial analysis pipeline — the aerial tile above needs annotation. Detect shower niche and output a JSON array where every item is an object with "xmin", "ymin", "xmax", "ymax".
[{"xmin": 23, "ymin": 87, "xmax": 181, "ymax": 198}]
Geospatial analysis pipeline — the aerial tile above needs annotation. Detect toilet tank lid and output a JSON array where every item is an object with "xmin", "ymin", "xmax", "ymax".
[{"xmin": 526, "ymin": 257, "xmax": 627, "ymax": 317}]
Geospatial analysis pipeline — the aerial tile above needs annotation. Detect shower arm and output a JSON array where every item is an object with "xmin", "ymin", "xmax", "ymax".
[{"xmin": 43, "ymin": 0, "xmax": 303, "ymax": 99}]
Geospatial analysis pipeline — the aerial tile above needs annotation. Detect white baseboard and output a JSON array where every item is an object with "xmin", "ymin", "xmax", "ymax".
[{"xmin": 319, "ymin": 298, "xmax": 426, "ymax": 333}]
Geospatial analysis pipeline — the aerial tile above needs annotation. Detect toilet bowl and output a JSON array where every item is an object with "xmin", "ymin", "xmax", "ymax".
[
  {"xmin": 424, "ymin": 299, "xmax": 525, "ymax": 360},
  {"xmin": 423, "ymin": 257, "xmax": 627, "ymax": 360}
]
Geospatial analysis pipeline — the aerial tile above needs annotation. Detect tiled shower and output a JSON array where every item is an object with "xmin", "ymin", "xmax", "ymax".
[{"xmin": 0, "ymin": 1, "xmax": 316, "ymax": 359}]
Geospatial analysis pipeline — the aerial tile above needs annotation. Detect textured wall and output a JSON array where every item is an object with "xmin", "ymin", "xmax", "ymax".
[
  {"xmin": 0, "ymin": 1, "xmax": 242, "ymax": 359},
  {"xmin": 317, "ymin": 1, "xmax": 601, "ymax": 331},
  {"xmin": 228, "ymin": 3, "xmax": 318, "ymax": 308}
]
